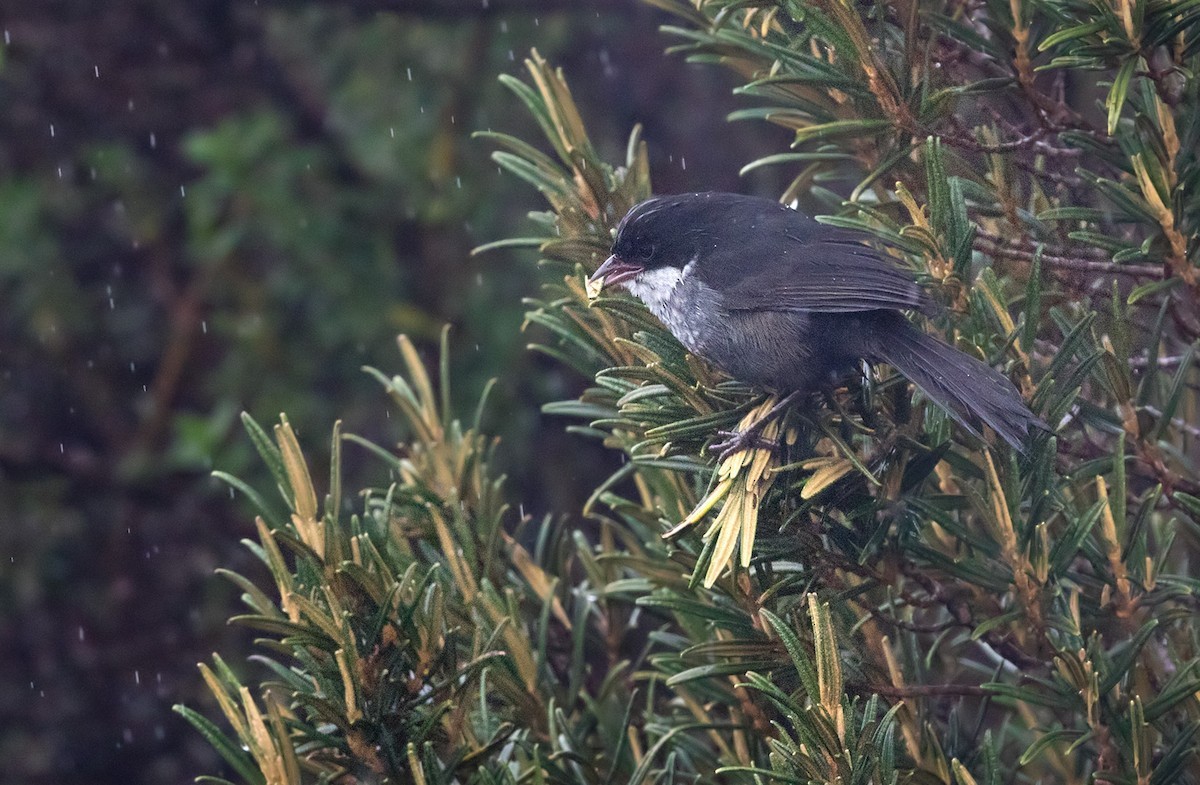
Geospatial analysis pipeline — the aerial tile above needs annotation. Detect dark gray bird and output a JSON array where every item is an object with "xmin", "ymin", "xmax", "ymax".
[{"xmin": 590, "ymin": 192, "xmax": 1046, "ymax": 454}]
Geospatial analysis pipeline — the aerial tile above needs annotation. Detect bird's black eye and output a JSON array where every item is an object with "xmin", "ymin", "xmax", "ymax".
[{"xmin": 633, "ymin": 240, "xmax": 656, "ymax": 260}]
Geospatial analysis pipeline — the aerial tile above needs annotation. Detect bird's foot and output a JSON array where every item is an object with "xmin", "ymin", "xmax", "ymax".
[{"xmin": 709, "ymin": 428, "xmax": 778, "ymax": 462}]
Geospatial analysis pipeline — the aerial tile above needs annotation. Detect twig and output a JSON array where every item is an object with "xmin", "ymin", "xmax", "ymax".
[
  {"xmin": 1142, "ymin": 405, "xmax": 1200, "ymax": 440},
  {"xmin": 898, "ymin": 561, "xmax": 1044, "ymax": 669},
  {"xmin": 939, "ymin": 114, "xmax": 1085, "ymax": 157},
  {"xmin": 975, "ymin": 228, "xmax": 1110, "ymax": 259},
  {"xmin": 852, "ymin": 683, "xmax": 988, "ymax": 698},
  {"xmin": 974, "ymin": 236, "xmax": 1165, "ymax": 278},
  {"xmin": 1129, "ymin": 354, "xmax": 1189, "ymax": 369},
  {"xmin": 945, "ymin": 124, "xmax": 1052, "ymax": 154},
  {"xmin": 1011, "ymin": 156, "xmax": 1086, "ymax": 187},
  {"xmin": 866, "ymin": 608, "xmax": 969, "ymax": 634},
  {"xmin": 1131, "ymin": 449, "xmax": 1200, "ymax": 497}
]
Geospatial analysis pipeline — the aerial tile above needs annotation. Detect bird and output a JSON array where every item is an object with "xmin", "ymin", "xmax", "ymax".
[{"xmin": 589, "ymin": 192, "xmax": 1046, "ymax": 455}]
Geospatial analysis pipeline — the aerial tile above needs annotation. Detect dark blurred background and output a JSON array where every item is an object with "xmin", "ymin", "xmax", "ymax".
[{"xmin": 0, "ymin": 1, "xmax": 788, "ymax": 782}]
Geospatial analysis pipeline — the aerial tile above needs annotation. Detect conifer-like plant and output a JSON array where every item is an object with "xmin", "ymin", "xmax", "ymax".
[{"xmin": 181, "ymin": 2, "xmax": 1200, "ymax": 783}]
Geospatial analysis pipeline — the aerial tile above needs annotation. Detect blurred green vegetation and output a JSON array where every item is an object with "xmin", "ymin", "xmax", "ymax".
[{"xmin": 0, "ymin": 3, "xmax": 789, "ymax": 783}]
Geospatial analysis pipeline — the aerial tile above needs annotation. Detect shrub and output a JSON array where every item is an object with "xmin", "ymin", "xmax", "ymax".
[{"xmin": 180, "ymin": 2, "xmax": 1200, "ymax": 782}]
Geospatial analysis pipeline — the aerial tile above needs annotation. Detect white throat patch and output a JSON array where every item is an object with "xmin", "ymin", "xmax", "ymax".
[
  {"xmin": 624, "ymin": 265, "xmax": 686, "ymax": 316},
  {"xmin": 622, "ymin": 256, "xmax": 705, "ymax": 351}
]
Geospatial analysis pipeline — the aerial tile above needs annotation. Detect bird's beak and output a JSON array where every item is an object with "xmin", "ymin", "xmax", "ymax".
[{"xmin": 590, "ymin": 254, "xmax": 644, "ymax": 288}]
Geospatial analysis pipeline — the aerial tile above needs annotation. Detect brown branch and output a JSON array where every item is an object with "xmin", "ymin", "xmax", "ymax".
[
  {"xmin": 1011, "ymin": 156, "xmax": 1086, "ymax": 187},
  {"xmin": 974, "ymin": 236, "xmax": 1166, "ymax": 278},
  {"xmin": 975, "ymin": 229, "xmax": 1109, "ymax": 259},
  {"xmin": 866, "ymin": 607, "xmax": 969, "ymax": 635},
  {"xmin": 931, "ymin": 21, "xmax": 1108, "ymax": 138},
  {"xmin": 1131, "ymin": 447, "xmax": 1200, "ymax": 497},
  {"xmin": 937, "ymin": 123, "xmax": 1070, "ymax": 156},
  {"xmin": 851, "ymin": 682, "xmax": 988, "ymax": 698},
  {"xmin": 1129, "ymin": 354, "xmax": 1190, "ymax": 369},
  {"xmin": 133, "ymin": 257, "xmax": 213, "ymax": 452},
  {"xmin": 1143, "ymin": 405, "xmax": 1200, "ymax": 440},
  {"xmin": 897, "ymin": 560, "xmax": 1044, "ymax": 669}
]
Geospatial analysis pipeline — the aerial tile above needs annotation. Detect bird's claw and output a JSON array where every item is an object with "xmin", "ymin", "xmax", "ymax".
[{"xmin": 709, "ymin": 429, "xmax": 778, "ymax": 462}]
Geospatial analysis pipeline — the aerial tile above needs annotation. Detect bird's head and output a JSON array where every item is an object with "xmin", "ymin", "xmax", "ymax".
[{"xmin": 590, "ymin": 195, "xmax": 708, "ymax": 289}]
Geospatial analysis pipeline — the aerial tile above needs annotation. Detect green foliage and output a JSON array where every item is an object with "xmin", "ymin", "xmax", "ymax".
[{"xmin": 184, "ymin": 3, "xmax": 1200, "ymax": 784}]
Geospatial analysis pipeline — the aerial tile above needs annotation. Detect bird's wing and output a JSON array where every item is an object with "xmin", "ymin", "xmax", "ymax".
[{"xmin": 714, "ymin": 237, "xmax": 931, "ymax": 314}]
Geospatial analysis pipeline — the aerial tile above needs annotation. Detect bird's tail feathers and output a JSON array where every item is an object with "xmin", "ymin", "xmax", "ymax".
[{"xmin": 867, "ymin": 314, "xmax": 1046, "ymax": 454}]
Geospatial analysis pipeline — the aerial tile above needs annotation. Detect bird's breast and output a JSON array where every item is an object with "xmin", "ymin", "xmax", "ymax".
[
  {"xmin": 625, "ymin": 268, "xmax": 854, "ymax": 392},
  {"xmin": 625, "ymin": 268, "xmax": 714, "ymax": 354}
]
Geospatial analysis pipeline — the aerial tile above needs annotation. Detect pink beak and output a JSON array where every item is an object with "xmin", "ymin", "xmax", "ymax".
[{"xmin": 590, "ymin": 254, "xmax": 644, "ymax": 288}]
